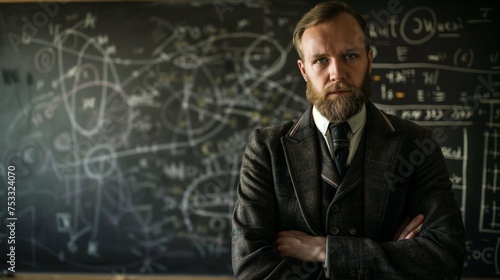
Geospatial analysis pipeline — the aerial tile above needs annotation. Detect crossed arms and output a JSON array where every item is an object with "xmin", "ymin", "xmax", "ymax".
[{"xmin": 232, "ymin": 125, "xmax": 465, "ymax": 279}]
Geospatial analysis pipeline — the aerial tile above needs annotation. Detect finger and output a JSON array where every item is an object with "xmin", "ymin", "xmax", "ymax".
[
  {"xmin": 276, "ymin": 230, "xmax": 310, "ymax": 242},
  {"xmin": 393, "ymin": 217, "xmax": 410, "ymax": 241},
  {"xmin": 405, "ymin": 224, "xmax": 423, "ymax": 240},
  {"xmin": 398, "ymin": 214, "xmax": 424, "ymax": 241},
  {"xmin": 279, "ymin": 230, "xmax": 305, "ymax": 237},
  {"xmin": 275, "ymin": 231, "xmax": 300, "ymax": 245},
  {"xmin": 275, "ymin": 233, "xmax": 300, "ymax": 257},
  {"xmin": 406, "ymin": 214, "xmax": 424, "ymax": 233}
]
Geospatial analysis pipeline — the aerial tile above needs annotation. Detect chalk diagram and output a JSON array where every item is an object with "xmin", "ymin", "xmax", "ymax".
[
  {"xmin": 1, "ymin": 2, "xmax": 499, "ymax": 276},
  {"xmin": 480, "ymin": 100, "xmax": 500, "ymax": 235},
  {"xmin": 0, "ymin": 9, "xmax": 307, "ymax": 273},
  {"xmin": 368, "ymin": 3, "xmax": 500, "ymax": 276}
]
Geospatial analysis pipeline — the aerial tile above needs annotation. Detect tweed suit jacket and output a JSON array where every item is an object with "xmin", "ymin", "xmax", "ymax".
[{"xmin": 232, "ymin": 101, "xmax": 465, "ymax": 280}]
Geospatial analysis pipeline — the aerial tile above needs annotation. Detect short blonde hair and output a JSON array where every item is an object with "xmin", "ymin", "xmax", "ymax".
[{"xmin": 293, "ymin": 1, "xmax": 371, "ymax": 60}]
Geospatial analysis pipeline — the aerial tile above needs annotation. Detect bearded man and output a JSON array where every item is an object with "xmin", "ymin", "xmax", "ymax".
[{"xmin": 231, "ymin": 1, "xmax": 465, "ymax": 279}]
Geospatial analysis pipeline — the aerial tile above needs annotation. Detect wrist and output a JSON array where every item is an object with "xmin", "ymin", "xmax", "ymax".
[{"xmin": 316, "ymin": 236, "xmax": 327, "ymax": 263}]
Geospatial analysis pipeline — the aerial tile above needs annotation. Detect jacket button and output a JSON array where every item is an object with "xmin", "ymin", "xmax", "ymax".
[
  {"xmin": 349, "ymin": 227, "xmax": 357, "ymax": 235},
  {"xmin": 330, "ymin": 226, "xmax": 339, "ymax": 235},
  {"xmin": 331, "ymin": 204, "xmax": 340, "ymax": 212}
]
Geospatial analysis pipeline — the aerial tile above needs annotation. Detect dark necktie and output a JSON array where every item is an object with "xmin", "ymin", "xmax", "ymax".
[{"xmin": 328, "ymin": 122, "xmax": 350, "ymax": 181}]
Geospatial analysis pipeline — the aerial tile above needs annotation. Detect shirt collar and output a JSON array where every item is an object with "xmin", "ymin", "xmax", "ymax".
[{"xmin": 312, "ymin": 103, "xmax": 366, "ymax": 136}]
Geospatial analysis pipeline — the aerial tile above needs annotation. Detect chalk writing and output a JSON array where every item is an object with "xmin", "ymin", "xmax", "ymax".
[{"xmin": 0, "ymin": 1, "xmax": 498, "ymax": 278}]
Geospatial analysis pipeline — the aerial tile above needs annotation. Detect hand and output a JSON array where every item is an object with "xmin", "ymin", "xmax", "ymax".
[
  {"xmin": 275, "ymin": 230, "xmax": 326, "ymax": 263},
  {"xmin": 393, "ymin": 214, "xmax": 425, "ymax": 241}
]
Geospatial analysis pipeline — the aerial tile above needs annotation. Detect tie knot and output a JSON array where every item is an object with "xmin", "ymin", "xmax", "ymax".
[{"xmin": 328, "ymin": 122, "xmax": 350, "ymax": 140}]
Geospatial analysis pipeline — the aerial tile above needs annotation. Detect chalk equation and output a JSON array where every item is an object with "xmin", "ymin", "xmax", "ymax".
[
  {"xmin": 0, "ymin": 0, "xmax": 498, "ymax": 277},
  {"xmin": 479, "ymin": 100, "xmax": 500, "ymax": 234},
  {"xmin": 0, "ymin": 1, "xmax": 309, "ymax": 274}
]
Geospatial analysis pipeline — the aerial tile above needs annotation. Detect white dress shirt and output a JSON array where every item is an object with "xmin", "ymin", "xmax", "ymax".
[{"xmin": 312, "ymin": 104, "xmax": 367, "ymax": 166}]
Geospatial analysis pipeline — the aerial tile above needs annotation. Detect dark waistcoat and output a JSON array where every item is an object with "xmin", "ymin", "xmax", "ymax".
[{"xmin": 317, "ymin": 128, "xmax": 367, "ymax": 237}]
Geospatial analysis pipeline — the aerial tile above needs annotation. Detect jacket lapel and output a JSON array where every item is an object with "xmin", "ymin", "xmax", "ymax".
[
  {"xmin": 281, "ymin": 106, "xmax": 322, "ymax": 236},
  {"xmin": 362, "ymin": 102, "xmax": 406, "ymax": 240},
  {"xmin": 280, "ymin": 102, "xmax": 405, "ymax": 238}
]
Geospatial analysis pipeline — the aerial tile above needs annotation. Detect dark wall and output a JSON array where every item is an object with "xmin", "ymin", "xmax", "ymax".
[{"xmin": 0, "ymin": 0, "xmax": 499, "ymax": 277}]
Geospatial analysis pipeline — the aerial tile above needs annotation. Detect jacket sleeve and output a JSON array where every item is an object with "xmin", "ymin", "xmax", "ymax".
[
  {"xmin": 324, "ymin": 128, "xmax": 465, "ymax": 279},
  {"xmin": 232, "ymin": 128, "xmax": 325, "ymax": 280}
]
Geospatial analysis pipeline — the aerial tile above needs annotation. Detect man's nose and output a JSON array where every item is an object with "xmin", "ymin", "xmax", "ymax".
[{"xmin": 329, "ymin": 59, "xmax": 346, "ymax": 82}]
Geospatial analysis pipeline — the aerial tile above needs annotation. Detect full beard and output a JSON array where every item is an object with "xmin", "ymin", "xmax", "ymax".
[{"xmin": 306, "ymin": 71, "xmax": 371, "ymax": 123}]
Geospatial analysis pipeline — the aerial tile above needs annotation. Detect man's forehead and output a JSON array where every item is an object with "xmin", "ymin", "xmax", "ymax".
[
  {"xmin": 301, "ymin": 15, "xmax": 366, "ymax": 54},
  {"xmin": 302, "ymin": 27, "xmax": 365, "ymax": 52}
]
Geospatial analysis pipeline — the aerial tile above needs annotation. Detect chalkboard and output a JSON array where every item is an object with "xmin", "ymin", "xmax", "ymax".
[{"xmin": 0, "ymin": 0, "xmax": 498, "ymax": 278}]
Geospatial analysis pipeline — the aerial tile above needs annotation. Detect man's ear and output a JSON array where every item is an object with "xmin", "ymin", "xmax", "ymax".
[{"xmin": 297, "ymin": 59, "xmax": 307, "ymax": 82}]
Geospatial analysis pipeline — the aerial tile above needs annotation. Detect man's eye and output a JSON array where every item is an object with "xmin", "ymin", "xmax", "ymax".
[
  {"xmin": 315, "ymin": 58, "xmax": 327, "ymax": 64},
  {"xmin": 345, "ymin": 53, "xmax": 357, "ymax": 60}
]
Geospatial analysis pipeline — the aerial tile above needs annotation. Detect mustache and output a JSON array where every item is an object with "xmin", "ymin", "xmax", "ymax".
[{"xmin": 322, "ymin": 81, "xmax": 356, "ymax": 94}]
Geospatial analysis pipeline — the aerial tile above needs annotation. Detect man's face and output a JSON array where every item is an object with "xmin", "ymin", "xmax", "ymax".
[{"xmin": 297, "ymin": 13, "xmax": 373, "ymax": 123}]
